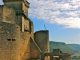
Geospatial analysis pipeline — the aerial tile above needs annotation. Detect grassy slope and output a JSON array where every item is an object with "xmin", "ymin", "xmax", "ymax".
[
  {"xmin": 50, "ymin": 41, "xmax": 79, "ymax": 54},
  {"xmin": 67, "ymin": 44, "xmax": 80, "ymax": 52}
]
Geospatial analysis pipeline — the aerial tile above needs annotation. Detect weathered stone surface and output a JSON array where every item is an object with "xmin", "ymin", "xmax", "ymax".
[
  {"xmin": 0, "ymin": 0, "xmax": 71, "ymax": 60},
  {"xmin": 31, "ymin": 30, "xmax": 50, "ymax": 58},
  {"xmin": 0, "ymin": 0, "xmax": 49, "ymax": 60}
]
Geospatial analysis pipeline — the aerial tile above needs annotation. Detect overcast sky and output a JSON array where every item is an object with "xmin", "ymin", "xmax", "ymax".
[{"xmin": 0, "ymin": 0, "xmax": 80, "ymax": 44}]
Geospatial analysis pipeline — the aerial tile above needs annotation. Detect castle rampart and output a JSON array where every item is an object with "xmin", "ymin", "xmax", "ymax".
[
  {"xmin": 0, "ymin": 0, "xmax": 71, "ymax": 60},
  {"xmin": 0, "ymin": 22, "xmax": 20, "ymax": 60}
]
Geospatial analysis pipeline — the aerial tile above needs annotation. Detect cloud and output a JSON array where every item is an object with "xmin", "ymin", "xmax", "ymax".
[
  {"xmin": 28, "ymin": 0, "xmax": 80, "ymax": 29},
  {"xmin": 54, "ymin": 17, "xmax": 80, "ymax": 28}
]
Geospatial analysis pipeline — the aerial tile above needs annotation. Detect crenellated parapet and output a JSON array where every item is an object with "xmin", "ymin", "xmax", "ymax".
[
  {"xmin": 0, "ymin": 0, "xmax": 50, "ymax": 60},
  {"xmin": 3, "ymin": 0, "xmax": 30, "ymax": 8}
]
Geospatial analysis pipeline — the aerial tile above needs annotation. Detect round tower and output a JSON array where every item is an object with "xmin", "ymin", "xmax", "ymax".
[
  {"xmin": 30, "ymin": 30, "xmax": 50, "ymax": 58},
  {"xmin": 34, "ymin": 30, "xmax": 49, "ymax": 52}
]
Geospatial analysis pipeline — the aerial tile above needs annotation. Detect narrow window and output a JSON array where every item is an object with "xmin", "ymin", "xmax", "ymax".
[
  {"xmin": 7, "ymin": 39, "xmax": 11, "ymax": 41},
  {"xmin": 12, "ymin": 39, "xmax": 16, "ymax": 41}
]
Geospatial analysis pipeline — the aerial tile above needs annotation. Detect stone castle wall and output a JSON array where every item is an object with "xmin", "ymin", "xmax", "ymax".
[
  {"xmin": 0, "ymin": 0, "xmax": 50, "ymax": 60},
  {"xmin": 0, "ymin": 22, "xmax": 20, "ymax": 60},
  {"xmin": 3, "ymin": 6, "xmax": 16, "ymax": 23},
  {"xmin": 22, "ymin": 2, "xmax": 28, "ymax": 17},
  {"xmin": 20, "ymin": 32, "xmax": 31, "ymax": 60},
  {"xmin": 4, "ymin": 2, "xmax": 22, "ymax": 10},
  {"xmin": 20, "ymin": 20, "xmax": 34, "ymax": 60},
  {"xmin": 0, "ymin": 21, "xmax": 34, "ymax": 60}
]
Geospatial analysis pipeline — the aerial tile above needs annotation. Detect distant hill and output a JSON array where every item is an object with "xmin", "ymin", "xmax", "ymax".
[
  {"xmin": 67, "ymin": 44, "xmax": 80, "ymax": 52},
  {"xmin": 50, "ymin": 41, "xmax": 80, "ymax": 54}
]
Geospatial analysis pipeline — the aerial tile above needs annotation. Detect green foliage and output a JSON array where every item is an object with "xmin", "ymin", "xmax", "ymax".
[
  {"xmin": 67, "ymin": 44, "xmax": 80, "ymax": 52},
  {"xmin": 50, "ymin": 41, "xmax": 80, "ymax": 54}
]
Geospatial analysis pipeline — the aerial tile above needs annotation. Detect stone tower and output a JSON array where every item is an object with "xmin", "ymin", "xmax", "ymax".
[
  {"xmin": 3, "ymin": 0, "xmax": 30, "ymax": 32},
  {"xmin": 0, "ymin": 0, "xmax": 50, "ymax": 60},
  {"xmin": 30, "ymin": 30, "xmax": 50, "ymax": 59},
  {"xmin": 0, "ymin": 0, "xmax": 34, "ymax": 60}
]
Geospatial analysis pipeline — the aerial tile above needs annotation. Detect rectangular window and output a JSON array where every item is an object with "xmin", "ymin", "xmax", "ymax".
[
  {"xmin": 7, "ymin": 39, "xmax": 11, "ymax": 41},
  {"xmin": 7, "ymin": 39, "xmax": 16, "ymax": 41},
  {"xmin": 12, "ymin": 39, "xmax": 16, "ymax": 41}
]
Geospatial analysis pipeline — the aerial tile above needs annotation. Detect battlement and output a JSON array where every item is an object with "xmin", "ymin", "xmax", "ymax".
[
  {"xmin": 3, "ymin": 0, "xmax": 25, "ymax": 2},
  {"xmin": 0, "ymin": 0, "xmax": 50, "ymax": 60},
  {"xmin": 35, "ymin": 30, "xmax": 49, "ymax": 33},
  {"xmin": 3, "ymin": 0, "xmax": 30, "ymax": 8}
]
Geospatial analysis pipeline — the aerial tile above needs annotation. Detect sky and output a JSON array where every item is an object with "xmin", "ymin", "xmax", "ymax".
[{"xmin": 0, "ymin": 0, "xmax": 80, "ymax": 44}]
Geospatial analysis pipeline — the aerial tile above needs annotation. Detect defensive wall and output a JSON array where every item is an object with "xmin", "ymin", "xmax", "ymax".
[{"xmin": 0, "ymin": 0, "xmax": 71, "ymax": 60}]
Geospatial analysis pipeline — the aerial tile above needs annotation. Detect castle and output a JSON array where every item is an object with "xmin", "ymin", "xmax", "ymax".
[
  {"xmin": 0, "ymin": 0, "xmax": 49, "ymax": 60},
  {"xmin": 0, "ymin": 0, "xmax": 72, "ymax": 60}
]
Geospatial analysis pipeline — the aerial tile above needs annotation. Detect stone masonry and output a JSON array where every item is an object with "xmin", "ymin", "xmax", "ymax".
[
  {"xmin": 0, "ymin": 0, "xmax": 72, "ymax": 60},
  {"xmin": 0, "ymin": 0, "xmax": 49, "ymax": 60}
]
